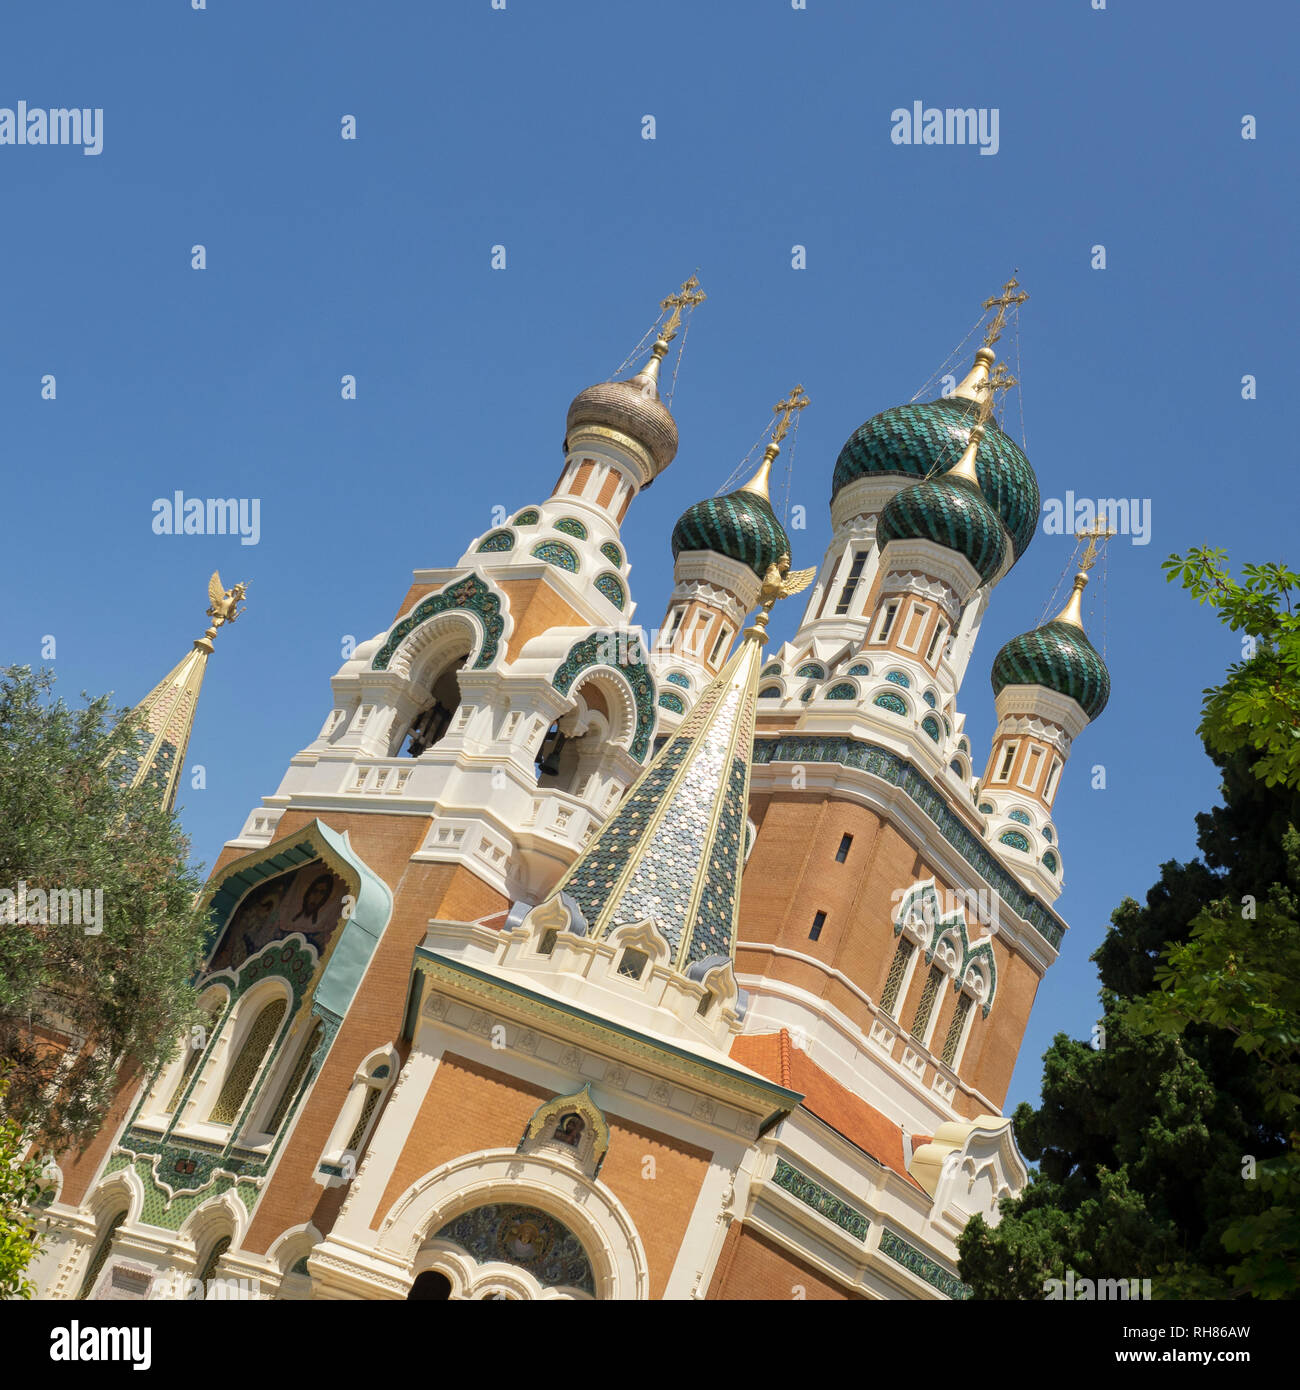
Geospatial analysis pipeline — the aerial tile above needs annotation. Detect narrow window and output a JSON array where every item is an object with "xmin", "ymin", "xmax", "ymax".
[
  {"xmin": 925, "ymin": 620, "xmax": 949, "ymax": 664},
  {"xmin": 910, "ymin": 966, "xmax": 944, "ymax": 1042},
  {"xmin": 696, "ymin": 991, "xmax": 713, "ymax": 1017},
  {"xmin": 880, "ymin": 938, "xmax": 915, "ymax": 1016},
  {"xmin": 900, "ymin": 602, "xmax": 928, "ymax": 651},
  {"xmin": 1043, "ymin": 757, "xmax": 1062, "ymax": 803},
  {"xmin": 834, "ymin": 549, "xmax": 869, "ymax": 615},
  {"xmin": 1018, "ymin": 745, "xmax": 1045, "ymax": 792},
  {"xmin": 708, "ymin": 624, "xmax": 730, "ymax": 664},
  {"xmin": 874, "ymin": 601, "xmax": 899, "ymax": 643},
  {"xmin": 196, "ymin": 1235, "xmax": 231, "ymax": 1287},
  {"xmin": 164, "ymin": 999, "xmax": 222, "ymax": 1114},
  {"xmin": 346, "ymin": 1085, "xmax": 382, "ymax": 1152},
  {"xmin": 995, "ymin": 741, "xmax": 1018, "ymax": 782},
  {"xmin": 264, "ymin": 1018, "xmax": 323, "ymax": 1134},
  {"xmin": 940, "ymin": 993, "xmax": 974, "ymax": 1068},
  {"xmin": 77, "ymin": 1211, "xmax": 127, "ymax": 1300},
  {"xmin": 663, "ymin": 607, "xmax": 685, "ymax": 646},
  {"xmin": 808, "ymin": 911, "xmax": 826, "ymax": 941},
  {"xmin": 690, "ymin": 612, "xmax": 711, "ymax": 655},
  {"xmin": 209, "ymin": 998, "xmax": 287, "ymax": 1126},
  {"xmin": 834, "ymin": 833, "xmax": 852, "ymax": 863},
  {"xmin": 538, "ymin": 929, "xmax": 558, "ymax": 956},
  {"xmin": 617, "ymin": 949, "xmax": 648, "ymax": 980}
]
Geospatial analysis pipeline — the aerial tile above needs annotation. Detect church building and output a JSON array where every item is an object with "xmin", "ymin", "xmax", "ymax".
[{"xmin": 30, "ymin": 276, "xmax": 1111, "ymax": 1301}]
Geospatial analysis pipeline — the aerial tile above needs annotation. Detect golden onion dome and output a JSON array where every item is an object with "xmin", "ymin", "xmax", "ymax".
[{"xmin": 565, "ymin": 339, "xmax": 679, "ymax": 483}]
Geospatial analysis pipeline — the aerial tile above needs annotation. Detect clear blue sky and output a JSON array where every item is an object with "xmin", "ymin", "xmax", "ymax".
[{"xmin": 2, "ymin": 1, "xmax": 1295, "ymax": 1113}]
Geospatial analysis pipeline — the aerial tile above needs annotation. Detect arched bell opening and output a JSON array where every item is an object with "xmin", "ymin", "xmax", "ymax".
[{"xmin": 402, "ymin": 650, "xmax": 469, "ymax": 757}]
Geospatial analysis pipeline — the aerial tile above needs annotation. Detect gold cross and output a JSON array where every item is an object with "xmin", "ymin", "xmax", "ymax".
[
  {"xmin": 977, "ymin": 362, "xmax": 1018, "ymax": 424},
  {"xmin": 659, "ymin": 274, "xmax": 706, "ymax": 343},
  {"xmin": 1075, "ymin": 520, "xmax": 1116, "ymax": 573},
  {"xmin": 981, "ymin": 274, "xmax": 1029, "ymax": 348},
  {"xmin": 771, "ymin": 384, "xmax": 810, "ymax": 445}
]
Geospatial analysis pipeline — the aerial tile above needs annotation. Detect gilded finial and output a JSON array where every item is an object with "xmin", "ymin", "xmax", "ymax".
[
  {"xmin": 981, "ymin": 273, "xmax": 1029, "ymax": 349},
  {"xmin": 750, "ymin": 553, "xmax": 817, "ymax": 636},
  {"xmin": 198, "ymin": 570, "xmax": 248, "ymax": 652},
  {"xmin": 1052, "ymin": 522, "xmax": 1114, "ymax": 628},
  {"xmin": 739, "ymin": 384, "xmax": 810, "ymax": 500},
  {"xmin": 656, "ymin": 274, "xmax": 706, "ymax": 352}
]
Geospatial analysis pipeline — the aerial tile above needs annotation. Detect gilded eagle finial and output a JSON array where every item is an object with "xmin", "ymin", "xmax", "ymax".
[{"xmin": 200, "ymin": 570, "xmax": 248, "ymax": 647}]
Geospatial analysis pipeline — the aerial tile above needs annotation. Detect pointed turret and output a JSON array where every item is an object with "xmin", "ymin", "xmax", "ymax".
[
  {"xmin": 979, "ymin": 525, "xmax": 1113, "ymax": 899},
  {"xmin": 654, "ymin": 387, "xmax": 806, "ymax": 717},
  {"xmin": 121, "ymin": 572, "xmax": 246, "ymax": 812},
  {"xmin": 550, "ymin": 553, "xmax": 811, "ymax": 971}
]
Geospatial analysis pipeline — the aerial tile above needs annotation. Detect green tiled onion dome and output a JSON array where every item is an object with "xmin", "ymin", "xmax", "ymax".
[
  {"xmin": 832, "ymin": 397, "xmax": 1039, "ymax": 560},
  {"xmin": 671, "ymin": 488, "xmax": 790, "ymax": 579},
  {"xmin": 991, "ymin": 621, "xmax": 1111, "ymax": 720},
  {"xmin": 877, "ymin": 474, "xmax": 1006, "ymax": 584}
]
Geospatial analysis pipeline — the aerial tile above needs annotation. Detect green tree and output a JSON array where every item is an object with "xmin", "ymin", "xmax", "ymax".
[
  {"xmin": 960, "ymin": 551, "xmax": 1299, "ymax": 1299},
  {"xmin": 0, "ymin": 666, "xmax": 210, "ymax": 1153},
  {"xmin": 0, "ymin": 1066, "xmax": 47, "ymax": 1299}
]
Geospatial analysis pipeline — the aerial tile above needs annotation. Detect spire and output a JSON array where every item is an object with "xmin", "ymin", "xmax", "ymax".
[
  {"xmin": 552, "ymin": 557, "xmax": 814, "ymax": 969},
  {"xmin": 952, "ymin": 274, "xmax": 1028, "ymax": 406},
  {"xmin": 739, "ymin": 384, "xmax": 809, "ymax": 500},
  {"xmin": 122, "ymin": 572, "xmax": 246, "ymax": 812},
  {"xmin": 1051, "ymin": 521, "xmax": 1113, "ymax": 630}
]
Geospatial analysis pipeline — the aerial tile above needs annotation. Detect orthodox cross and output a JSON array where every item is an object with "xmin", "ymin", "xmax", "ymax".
[
  {"xmin": 976, "ymin": 362, "xmax": 1018, "ymax": 425},
  {"xmin": 1075, "ymin": 519, "xmax": 1116, "ymax": 573},
  {"xmin": 771, "ymin": 384, "xmax": 810, "ymax": 445},
  {"xmin": 981, "ymin": 274, "xmax": 1029, "ymax": 348},
  {"xmin": 658, "ymin": 274, "xmax": 706, "ymax": 342}
]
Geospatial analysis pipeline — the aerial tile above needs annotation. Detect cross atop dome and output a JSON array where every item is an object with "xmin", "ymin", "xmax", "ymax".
[
  {"xmin": 981, "ymin": 273, "xmax": 1029, "ymax": 349},
  {"xmin": 657, "ymin": 273, "xmax": 706, "ymax": 346}
]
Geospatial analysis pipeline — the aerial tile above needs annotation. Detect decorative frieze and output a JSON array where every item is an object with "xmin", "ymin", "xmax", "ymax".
[
  {"xmin": 878, "ymin": 1228, "xmax": 970, "ymax": 1299},
  {"xmin": 771, "ymin": 1158, "xmax": 869, "ymax": 1241}
]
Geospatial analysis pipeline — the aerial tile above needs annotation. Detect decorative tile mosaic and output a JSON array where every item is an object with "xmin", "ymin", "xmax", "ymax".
[
  {"xmin": 552, "ymin": 631, "xmax": 656, "ymax": 761},
  {"xmin": 512, "ymin": 508, "xmax": 540, "ymax": 526},
  {"xmin": 435, "ymin": 1203, "xmax": 595, "ymax": 1295},
  {"xmin": 666, "ymin": 672, "xmax": 691, "ymax": 688},
  {"xmin": 826, "ymin": 683, "xmax": 857, "ymax": 700},
  {"xmin": 600, "ymin": 541, "xmax": 623, "ymax": 567},
  {"xmin": 885, "ymin": 670, "xmax": 911, "ymax": 688},
  {"xmin": 772, "ymin": 1158, "xmax": 869, "ymax": 1241},
  {"xmin": 873, "ymin": 692, "xmax": 907, "ymax": 715},
  {"xmin": 878, "ymin": 1227, "xmax": 971, "ymax": 1299},
  {"xmin": 1042, "ymin": 850, "xmax": 1059, "ymax": 874},
  {"xmin": 846, "ymin": 663, "xmax": 872, "ymax": 676},
  {"xmin": 998, "ymin": 829, "xmax": 1030, "ymax": 852},
  {"xmin": 658, "ymin": 691, "xmax": 686, "ymax": 714},
  {"xmin": 594, "ymin": 573, "xmax": 626, "ymax": 609},
  {"xmin": 372, "ymin": 573, "xmax": 505, "ymax": 672},
  {"xmin": 554, "ymin": 517, "xmax": 588, "ymax": 540},
  {"xmin": 795, "ymin": 663, "xmax": 825, "ymax": 679},
  {"xmin": 476, "ymin": 530, "xmax": 515, "ymax": 553},
  {"xmin": 1007, "ymin": 809, "xmax": 1031, "ymax": 825},
  {"xmin": 532, "ymin": 540, "xmax": 579, "ymax": 572},
  {"xmin": 921, "ymin": 716, "xmax": 941, "ymax": 742},
  {"xmin": 922, "ymin": 689, "xmax": 937, "ymax": 708}
]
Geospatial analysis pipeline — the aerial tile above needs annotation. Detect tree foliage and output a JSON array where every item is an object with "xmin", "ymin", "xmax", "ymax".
[
  {"xmin": 960, "ymin": 551, "xmax": 1300, "ymax": 1299},
  {"xmin": 0, "ymin": 666, "xmax": 210, "ymax": 1152},
  {"xmin": 0, "ymin": 1066, "xmax": 47, "ymax": 1300}
]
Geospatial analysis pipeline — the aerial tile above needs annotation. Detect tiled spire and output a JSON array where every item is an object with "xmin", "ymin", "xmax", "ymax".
[
  {"xmin": 554, "ymin": 556, "xmax": 813, "ymax": 969},
  {"xmin": 121, "ymin": 571, "xmax": 246, "ymax": 812}
]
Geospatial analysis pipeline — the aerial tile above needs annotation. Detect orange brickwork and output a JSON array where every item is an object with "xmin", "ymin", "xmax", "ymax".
[{"xmin": 707, "ymin": 1222, "xmax": 863, "ymax": 1300}]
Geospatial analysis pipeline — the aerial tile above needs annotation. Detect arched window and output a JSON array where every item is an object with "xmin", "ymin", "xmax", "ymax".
[
  {"xmin": 409, "ymin": 1270, "xmax": 453, "ymax": 1300},
  {"xmin": 403, "ymin": 652, "xmax": 469, "ymax": 757},
  {"xmin": 940, "ymin": 993, "xmax": 975, "ymax": 1069},
  {"xmin": 209, "ymin": 997, "xmax": 287, "ymax": 1126},
  {"xmin": 78, "ymin": 1210, "xmax": 127, "ymax": 1300},
  {"xmin": 196, "ymin": 1234, "xmax": 231, "ymax": 1287},
  {"xmin": 319, "ymin": 1050, "xmax": 398, "ymax": 1182},
  {"xmin": 162, "ymin": 992, "xmax": 225, "ymax": 1115},
  {"xmin": 263, "ymin": 1017, "xmax": 324, "ymax": 1134}
]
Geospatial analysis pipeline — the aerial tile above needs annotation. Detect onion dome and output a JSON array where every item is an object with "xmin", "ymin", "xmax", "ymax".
[
  {"xmin": 671, "ymin": 448, "xmax": 790, "ymax": 579},
  {"xmin": 566, "ymin": 338, "xmax": 679, "ymax": 482},
  {"xmin": 876, "ymin": 426, "xmax": 1008, "ymax": 584},
  {"xmin": 990, "ymin": 573, "xmax": 1110, "ymax": 720},
  {"xmin": 831, "ymin": 357, "xmax": 1039, "ymax": 562}
]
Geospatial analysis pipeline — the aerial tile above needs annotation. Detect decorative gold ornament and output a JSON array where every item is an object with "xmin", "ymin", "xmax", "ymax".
[
  {"xmin": 657, "ymin": 273, "xmax": 706, "ymax": 345},
  {"xmin": 981, "ymin": 274, "xmax": 1029, "ymax": 349},
  {"xmin": 202, "ymin": 571, "xmax": 248, "ymax": 648}
]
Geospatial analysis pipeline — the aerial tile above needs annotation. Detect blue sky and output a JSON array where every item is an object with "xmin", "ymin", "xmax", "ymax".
[{"xmin": 2, "ymin": 0, "xmax": 1295, "ymax": 1113}]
